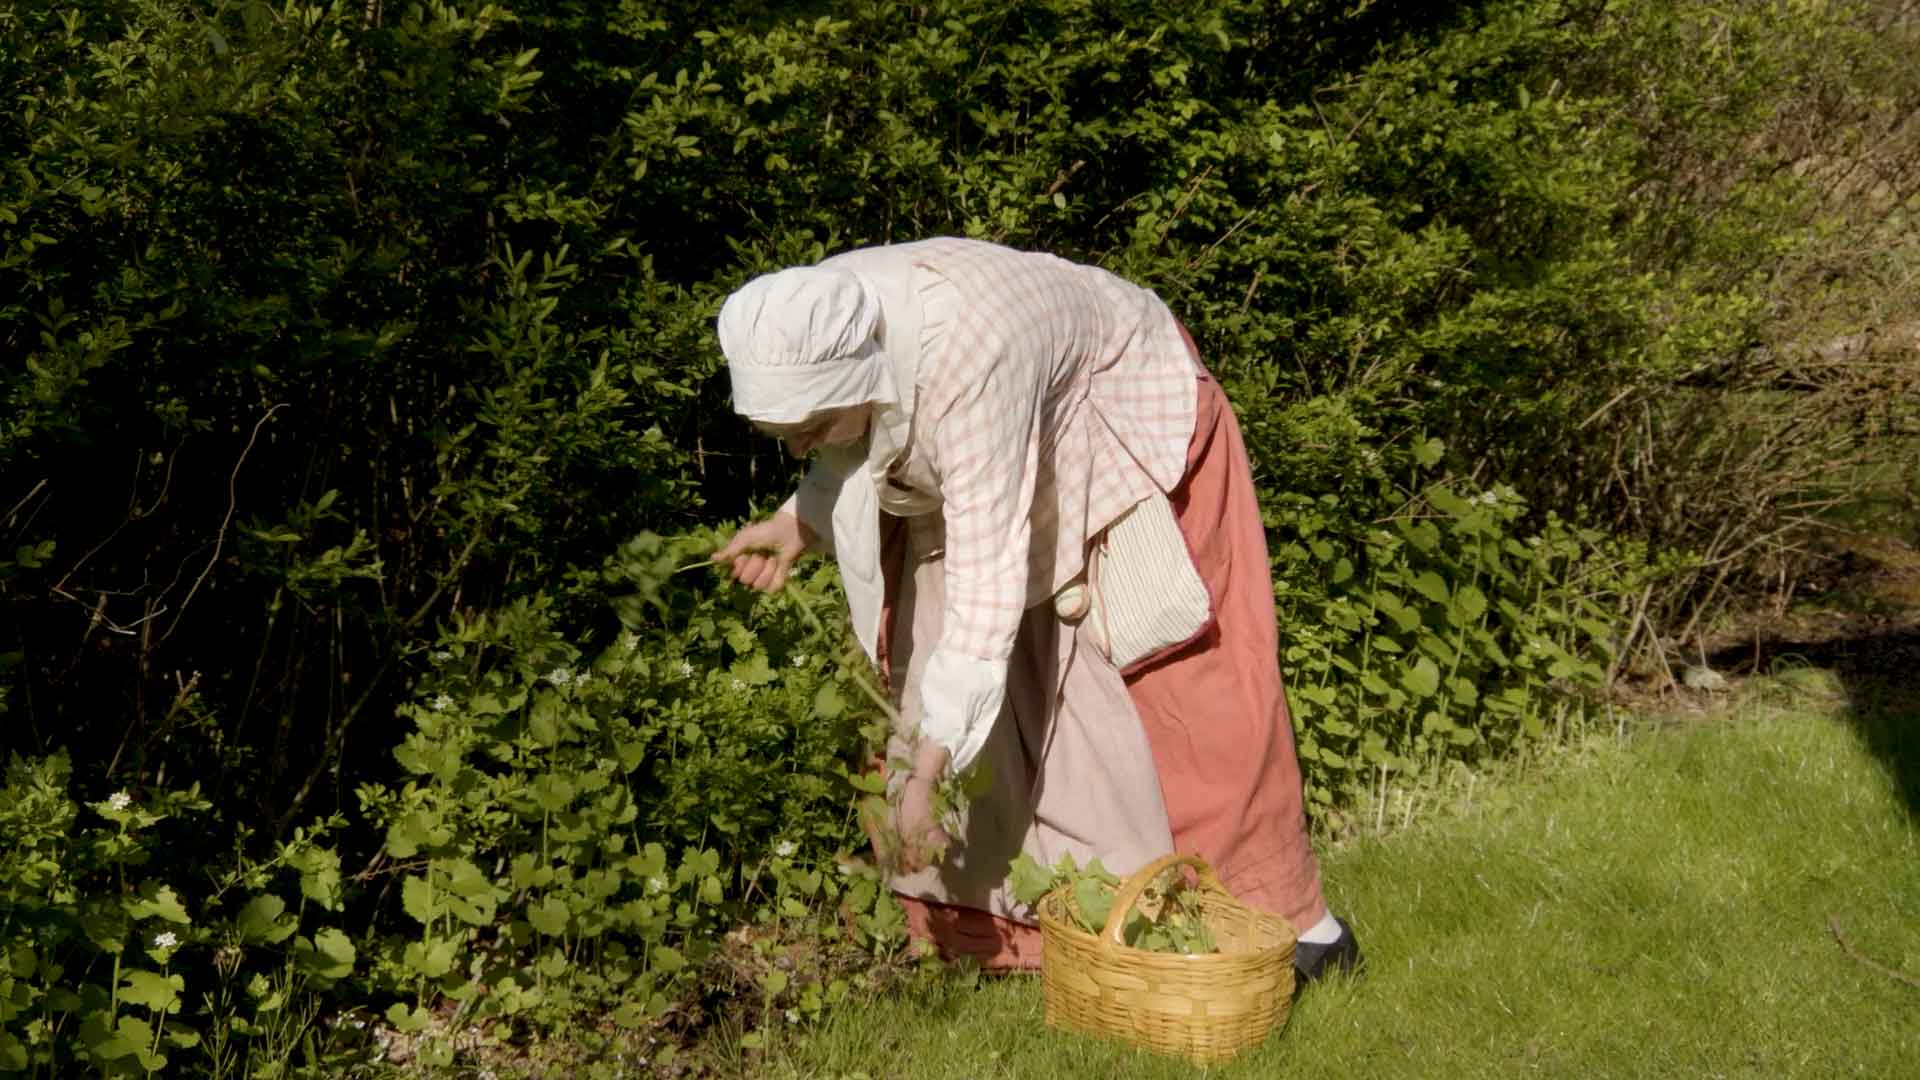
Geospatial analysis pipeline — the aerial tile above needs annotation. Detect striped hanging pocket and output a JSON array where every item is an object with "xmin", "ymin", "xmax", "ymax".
[{"xmin": 1087, "ymin": 492, "xmax": 1213, "ymax": 673}]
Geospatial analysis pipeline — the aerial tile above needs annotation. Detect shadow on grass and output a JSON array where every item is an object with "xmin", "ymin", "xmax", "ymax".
[{"xmin": 1707, "ymin": 620, "xmax": 1920, "ymax": 815}]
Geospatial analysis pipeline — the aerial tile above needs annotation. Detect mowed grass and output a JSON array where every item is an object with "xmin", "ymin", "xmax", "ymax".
[{"xmin": 761, "ymin": 675, "xmax": 1919, "ymax": 1078}]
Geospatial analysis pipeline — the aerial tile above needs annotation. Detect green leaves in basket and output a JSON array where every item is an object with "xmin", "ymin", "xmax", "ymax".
[
  {"xmin": 1009, "ymin": 853, "xmax": 1058, "ymax": 906},
  {"xmin": 1011, "ymin": 853, "xmax": 1215, "ymax": 954},
  {"xmin": 1121, "ymin": 879, "xmax": 1216, "ymax": 956},
  {"xmin": 1074, "ymin": 876, "xmax": 1116, "ymax": 933}
]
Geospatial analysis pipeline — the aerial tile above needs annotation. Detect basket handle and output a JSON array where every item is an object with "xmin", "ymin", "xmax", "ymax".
[{"xmin": 1101, "ymin": 853, "xmax": 1225, "ymax": 946}]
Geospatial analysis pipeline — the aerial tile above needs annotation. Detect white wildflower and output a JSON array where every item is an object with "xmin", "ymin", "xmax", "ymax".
[
  {"xmin": 790, "ymin": 653, "xmax": 809, "ymax": 668},
  {"xmin": 676, "ymin": 660, "xmax": 694, "ymax": 679},
  {"xmin": 431, "ymin": 650, "xmax": 452, "ymax": 662},
  {"xmin": 774, "ymin": 839, "xmax": 797, "ymax": 858},
  {"xmin": 153, "ymin": 931, "xmax": 178, "ymax": 950},
  {"xmin": 785, "ymin": 1008, "xmax": 800, "ymax": 1024},
  {"xmin": 621, "ymin": 632, "xmax": 640, "ymax": 651},
  {"xmin": 646, "ymin": 874, "xmax": 669, "ymax": 895},
  {"xmin": 543, "ymin": 666, "xmax": 576, "ymax": 688},
  {"xmin": 430, "ymin": 693, "xmax": 454, "ymax": 712},
  {"xmin": 107, "ymin": 792, "xmax": 132, "ymax": 812},
  {"xmin": 729, "ymin": 678, "xmax": 746, "ymax": 692}
]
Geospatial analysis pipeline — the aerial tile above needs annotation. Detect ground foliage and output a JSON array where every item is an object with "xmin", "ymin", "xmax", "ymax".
[{"xmin": 1, "ymin": 0, "xmax": 1914, "ymax": 1073}]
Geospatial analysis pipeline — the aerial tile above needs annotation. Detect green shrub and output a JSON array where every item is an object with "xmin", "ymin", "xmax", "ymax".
[
  {"xmin": 0, "ymin": 751, "xmax": 355, "ymax": 1076},
  {"xmin": 354, "ymin": 535, "xmax": 910, "ymax": 1065}
]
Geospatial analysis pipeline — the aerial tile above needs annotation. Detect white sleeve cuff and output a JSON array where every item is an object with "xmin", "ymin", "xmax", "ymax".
[{"xmin": 916, "ymin": 649, "xmax": 1006, "ymax": 774}]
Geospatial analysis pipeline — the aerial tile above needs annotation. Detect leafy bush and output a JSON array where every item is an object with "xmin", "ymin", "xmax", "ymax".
[
  {"xmin": 0, "ymin": 751, "xmax": 353, "ymax": 1076},
  {"xmin": 354, "ymin": 536, "xmax": 910, "ymax": 1066},
  {"xmin": 1270, "ymin": 443, "xmax": 1670, "ymax": 809}
]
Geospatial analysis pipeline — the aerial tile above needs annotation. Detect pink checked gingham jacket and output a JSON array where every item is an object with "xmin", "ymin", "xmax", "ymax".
[{"xmin": 807, "ymin": 237, "xmax": 1200, "ymax": 666}]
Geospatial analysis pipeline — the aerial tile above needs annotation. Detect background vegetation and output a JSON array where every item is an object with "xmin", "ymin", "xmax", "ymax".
[{"xmin": 2, "ymin": 0, "xmax": 1914, "ymax": 1074}]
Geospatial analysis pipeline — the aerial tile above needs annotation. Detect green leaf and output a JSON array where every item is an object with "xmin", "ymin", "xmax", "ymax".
[
  {"xmin": 439, "ymin": 858, "xmax": 501, "ymax": 926},
  {"xmin": 235, "ymin": 894, "xmax": 297, "ymax": 945},
  {"xmin": 811, "ymin": 683, "xmax": 845, "ymax": 719},
  {"xmin": 1426, "ymin": 485, "xmax": 1473, "ymax": 517},
  {"xmin": 0, "ymin": 1030, "xmax": 26, "ymax": 1071},
  {"xmin": 631, "ymin": 843, "xmax": 667, "ymax": 880},
  {"xmin": 386, "ymin": 1002, "xmax": 431, "ymax": 1033},
  {"xmin": 1452, "ymin": 584, "xmax": 1488, "ymax": 622},
  {"xmin": 402, "ymin": 935, "xmax": 457, "ymax": 979},
  {"xmin": 82, "ymin": 1014, "xmax": 165, "ymax": 1070},
  {"xmin": 119, "ymin": 970, "xmax": 185, "ymax": 1014},
  {"xmin": 734, "ymin": 651, "xmax": 776, "ymax": 686},
  {"xmin": 1008, "ymin": 853, "xmax": 1057, "ymax": 906},
  {"xmin": 844, "ymin": 769, "xmax": 886, "ymax": 795},
  {"xmin": 650, "ymin": 945, "xmax": 686, "ymax": 974},
  {"xmin": 1412, "ymin": 437, "xmax": 1445, "ymax": 467},
  {"xmin": 127, "ymin": 883, "xmax": 191, "ymax": 925},
  {"xmin": 297, "ymin": 928, "xmax": 356, "ymax": 980},
  {"xmin": 1072, "ymin": 877, "xmax": 1114, "ymax": 933},
  {"xmin": 529, "ymin": 896, "xmax": 570, "ymax": 936},
  {"xmin": 1402, "ymin": 657, "xmax": 1441, "ymax": 698},
  {"xmin": 1447, "ymin": 676, "xmax": 1481, "ymax": 707},
  {"xmin": 402, "ymin": 876, "xmax": 440, "ymax": 925},
  {"xmin": 1409, "ymin": 571, "xmax": 1449, "ymax": 605},
  {"xmin": 1399, "ymin": 519, "xmax": 1442, "ymax": 553},
  {"xmin": 511, "ymin": 853, "xmax": 553, "ymax": 891},
  {"xmin": 532, "ymin": 773, "xmax": 576, "ymax": 812},
  {"xmin": 292, "ymin": 844, "xmax": 343, "ymax": 910}
]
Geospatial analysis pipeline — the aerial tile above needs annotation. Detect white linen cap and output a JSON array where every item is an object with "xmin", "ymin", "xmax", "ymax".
[{"xmin": 717, "ymin": 266, "xmax": 894, "ymax": 425}]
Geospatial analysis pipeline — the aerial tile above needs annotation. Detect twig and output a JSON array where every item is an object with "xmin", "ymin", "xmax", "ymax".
[
  {"xmin": 1577, "ymin": 385, "xmax": 1639, "ymax": 431},
  {"xmin": 1043, "ymin": 159, "xmax": 1086, "ymax": 197},
  {"xmin": 1829, "ymin": 914, "xmax": 1920, "ymax": 989},
  {"xmin": 162, "ymin": 404, "xmax": 284, "ymax": 643},
  {"xmin": 3, "ymin": 477, "xmax": 48, "ymax": 528},
  {"xmin": 1606, "ymin": 583, "xmax": 1655, "ymax": 692}
]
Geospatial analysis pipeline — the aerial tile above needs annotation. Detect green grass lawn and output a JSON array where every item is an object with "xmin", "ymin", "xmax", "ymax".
[{"xmin": 760, "ymin": 672, "xmax": 1919, "ymax": 1078}]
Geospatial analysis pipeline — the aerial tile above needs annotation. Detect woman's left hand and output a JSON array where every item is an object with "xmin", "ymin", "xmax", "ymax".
[{"xmin": 894, "ymin": 774, "xmax": 950, "ymax": 873}]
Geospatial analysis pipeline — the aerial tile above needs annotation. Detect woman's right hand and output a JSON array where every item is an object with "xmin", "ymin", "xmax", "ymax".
[{"xmin": 712, "ymin": 512, "xmax": 816, "ymax": 592}]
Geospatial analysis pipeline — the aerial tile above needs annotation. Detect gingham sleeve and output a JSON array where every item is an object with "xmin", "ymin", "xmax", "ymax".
[{"xmin": 919, "ymin": 302, "xmax": 1047, "ymax": 663}]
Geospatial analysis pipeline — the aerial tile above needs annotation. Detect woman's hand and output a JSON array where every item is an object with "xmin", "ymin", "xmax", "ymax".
[
  {"xmin": 893, "ymin": 774, "xmax": 951, "ymax": 874},
  {"xmin": 893, "ymin": 740, "xmax": 954, "ymax": 873},
  {"xmin": 712, "ymin": 512, "xmax": 817, "ymax": 592}
]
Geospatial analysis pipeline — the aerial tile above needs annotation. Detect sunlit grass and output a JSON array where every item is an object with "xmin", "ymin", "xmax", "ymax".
[{"xmin": 759, "ymin": 677, "xmax": 1919, "ymax": 1078}]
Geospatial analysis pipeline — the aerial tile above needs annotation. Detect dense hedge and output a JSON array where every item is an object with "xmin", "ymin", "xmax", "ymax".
[
  {"xmin": 0, "ymin": 0, "xmax": 1642, "ymax": 825},
  {"xmin": 2, "ymin": 0, "xmax": 1911, "ymax": 1072}
]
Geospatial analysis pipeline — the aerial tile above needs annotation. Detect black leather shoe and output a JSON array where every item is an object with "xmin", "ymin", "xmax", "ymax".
[{"xmin": 1293, "ymin": 917, "xmax": 1362, "ymax": 983}]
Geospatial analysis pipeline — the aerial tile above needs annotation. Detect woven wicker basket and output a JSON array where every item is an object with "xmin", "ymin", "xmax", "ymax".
[{"xmin": 1036, "ymin": 854, "xmax": 1296, "ymax": 1066}]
